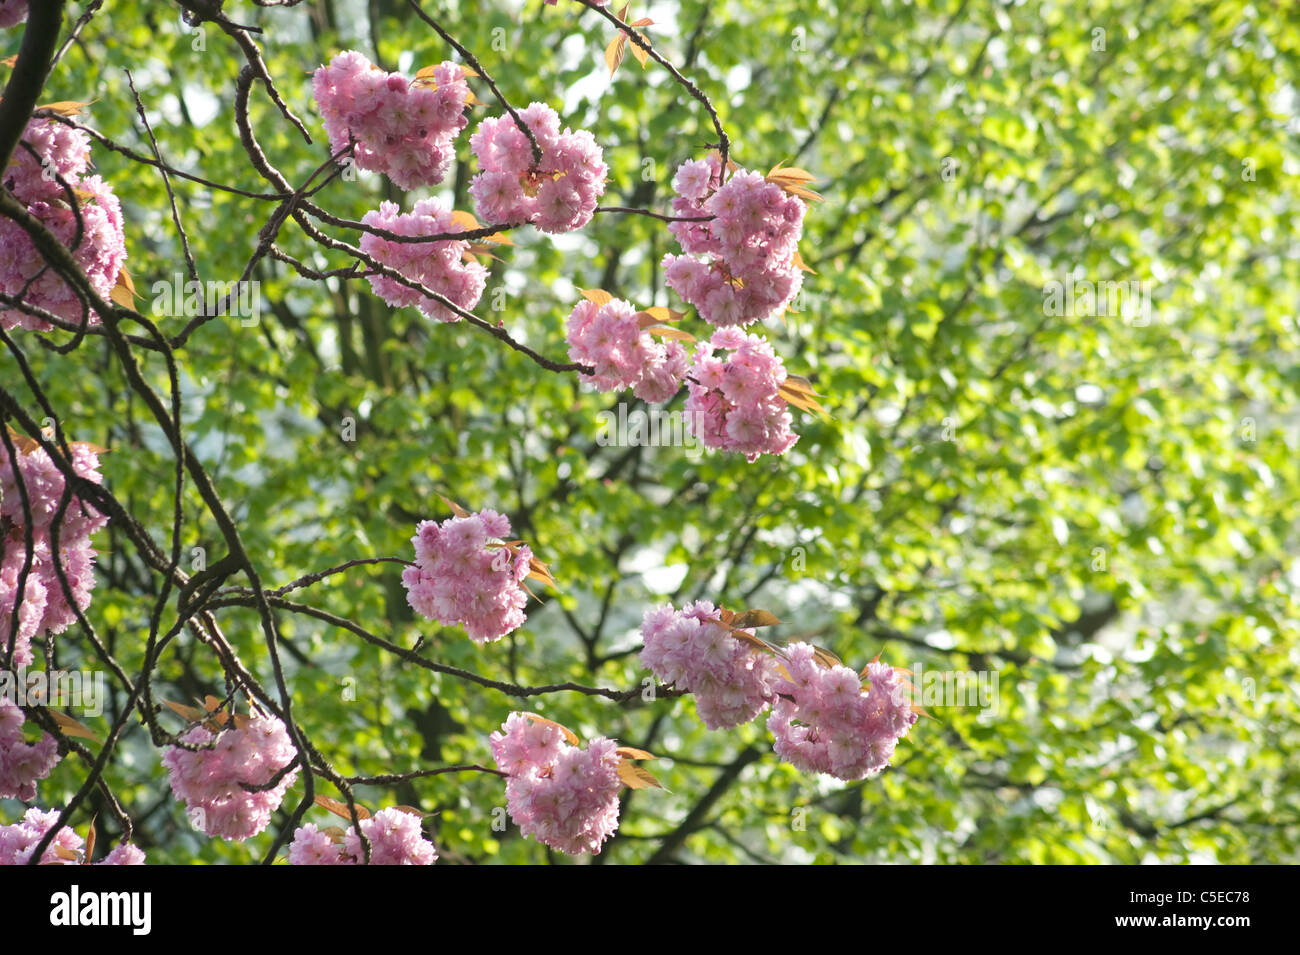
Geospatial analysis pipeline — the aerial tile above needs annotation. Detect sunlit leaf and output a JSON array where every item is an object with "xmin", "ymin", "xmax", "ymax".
[{"xmin": 521, "ymin": 712, "xmax": 579, "ymax": 745}]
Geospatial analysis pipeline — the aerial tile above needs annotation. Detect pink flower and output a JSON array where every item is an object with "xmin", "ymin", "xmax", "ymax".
[
  {"xmin": 1, "ymin": 439, "xmax": 107, "ymax": 665},
  {"xmin": 360, "ymin": 198, "xmax": 488, "ymax": 323},
  {"xmin": 564, "ymin": 296, "xmax": 687, "ymax": 401},
  {"xmin": 313, "ymin": 51, "xmax": 469, "ymax": 190},
  {"xmin": 289, "ymin": 808, "xmax": 438, "ymax": 865},
  {"xmin": 0, "ymin": 0, "xmax": 27, "ymax": 30},
  {"xmin": 683, "ymin": 329, "xmax": 799, "ymax": 461},
  {"xmin": 161, "ymin": 713, "xmax": 299, "ymax": 841},
  {"xmin": 767, "ymin": 644, "xmax": 918, "ymax": 780},
  {"xmin": 1, "ymin": 119, "xmax": 126, "ymax": 332},
  {"xmin": 672, "ymin": 159, "xmax": 715, "ymax": 201},
  {"xmin": 468, "ymin": 103, "xmax": 607, "ymax": 234},
  {"xmin": 490, "ymin": 713, "xmax": 623, "ymax": 855},
  {"xmin": 663, "ymin": 156, "xmax": 807, "ymax": 327},
  {"xmin": 401, "ymin": 510, "xmax": 533, "ymax": 643},
  {"xmin": 0, "ymin": 698, "xmax": 60, "ymax": 801},
  {"xmin": 639, "ymin": 601, "xmax": 779, "ymax": 729}
]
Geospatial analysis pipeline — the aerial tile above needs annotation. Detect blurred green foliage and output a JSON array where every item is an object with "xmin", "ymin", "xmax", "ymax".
[{"xmin": 2, "ymin": 0, "xmax": 1297, "ymax": 864}]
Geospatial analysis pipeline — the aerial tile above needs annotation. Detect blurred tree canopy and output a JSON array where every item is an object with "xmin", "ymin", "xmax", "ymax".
[{"xmin": 3, "ymin": 0, "xmax": 1298, "ymax": 863}]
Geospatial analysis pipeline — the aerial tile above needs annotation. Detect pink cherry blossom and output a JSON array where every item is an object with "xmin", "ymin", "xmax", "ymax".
[
  {"xmin": 663, "ymin": 155, "xmax": 807, "ymax": 327},
  {"xmin": 401, "ymin": 509, "xmax": 534, "ymax": 643},
  {"xmin": 313, "ymin": 51, "xmax": 469, "ymax": 190},
  {"xmin": 640, "ymin": 601, "xmax": 779, "ymax": 729},
  {"xmin": 564, "ymin": 296, "xmax": 688, "ymax": 401},
  {"xmin": 767, "ymin": 644, "xmax": 918, "ymax": 781},
  {"xmin": 489, "ymin": 712, "xmax": 623, "ymax": 855},
  {"xmin": 684, "ymin": 328, "xmax": 798, "ymax": 462},
  {"xmin": 469, "ymin": 103, "xmax": 607, "ymax": 234},
  {"xmin": 360, "ymin": 198, "xmax": 488, "ymax": 323}
]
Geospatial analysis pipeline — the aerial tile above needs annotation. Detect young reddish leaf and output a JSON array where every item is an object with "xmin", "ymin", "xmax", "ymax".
[
  {"xmin": 49, "ymin": 710, "xmax": 100, "ymax": 742},
  {"xmin": 437, "ymin": 493, "xmax": 471, "ymax": 519},
  {"xmin": 450, "ymin": 210, "xmax": 482, "ymax": 232},
  {"xmin": 640, "ymin": 306, "xmax": 684, "ymax": 323},
  {"xmin": 786, "ymin": 183, "xmax": 825, "ymax": 202},
  {"xmin": 38, "ymin": 100, "xmax": 95, "ymax": 117},
  {"xmin": 1, "ymin": 55, "xmax": 16, "ymax": 68},
  {"xmin": 161, "ymin": 699, "xmax": 208, "ymax": 724},
  {"xmin": 109, "ymin": 266, "xmax": 138, "ymax": 308},
  {"xmin": 464, "ymin": 245, "xmax": 503, "ymax": 263},
  {"xmin": 766, "ymin": 161, "xmax": 818, "ymax": 185},
  {"xmin": 314, "ymin": 794, "xmax": 371, "ymax": 821},
  {"xmin": 730, "ymin": 609, "xmax": 781, "ymax": 629},
  {"xmin": 5, "ymin": 427, "xmax": 42, "ymax": 455},
  {"xmin": 782, "ymin": 374, "xmax": 822, "ymax": 396},
  {"xmin": 644, "ymin": 325, "xmax": 696, "ymax": 343},
  {"xmin": 790, "ymin": 249, "xmax": 817, "ymax": 274},
  {"xmin": 811, "ymin": 645, "xmax": 843, "ymax": 669},
  {"xmin": 84, "ymin": 818, "xmax": 96, "ymax": 864},
  {"xmin": 526, "ymin": 554, "xmax": 557, "ymax": 588},
  {"xmin": 322, "ymin": 825, "xmax": 346, "ymax": 842},
  {"xmin": 729, "ymin": 628, "xmax": 779, "ymax": 655},
  {"xmin": 778, "ymin": 382, "xmax": 827, "ymax": 416},
  {"xmin": 616, "ymin": 761, "xmax": 665, "ymax": 790},
  {"xmin": 521, "ymin": 712, "xmax": 580, "ymax": 746},
  {"xmin": 628, "ymin": 34, "xmax": 652, "ymax": 68},
  {"xmin": 605, "ymin": 34, "xmax": 628, "ymax": 77},
  {"xmin": 614, "ymin": 745, "xmax": 656, "ymax": 761},
  {"xmin": 392, "ymin": 805, "xmax": 429, "ymax": 818},
  {"xmin": 708, "ymin": 149, "xmax": 740, "ymax": 176},
  {"xmin": 766, "ymin": 164, "xmax": 825, "ymax": 201},
  {"xmin": 717, "ymin": 607, "xmax": 736, "ymax": 626},
  {"xmin": 52, "ymin": 846, "xmax": 81, "ymax": 863},
  {"xmin": 579, "ymin": 288, "xmax": 614, "ymax": 307}
]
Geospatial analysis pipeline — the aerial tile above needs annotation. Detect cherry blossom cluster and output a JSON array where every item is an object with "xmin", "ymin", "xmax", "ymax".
[
  {"xmin": 313, "ymin": 51, "xmax": 470, "ymax": 190},
  {"xmin": 401, "ymin": 508, "xmax": 533, "ymax": 643},
  {"xmin": 359, "ymin": 198, "xmax": 488, "ymax": 323},
  {"xmin": 490, "ymin": 712, "xmax": 622, "ymax": 855},
  {"xmin": 0, "ymin": 807, "xmax": 145, "ymax": 865},
  {"xmin": 565, "ymin": 297, "xmax": 689, "ymax": 402},
  {"xmin": 469, "ymin": 103, "xmax": 607, "ymax": 234},
  {"xmin": 161, "ymin": 713, "xmax": 299, "ymax": 841},
  {"xmin": 640, "ymin": 601, "xmax": 779, "ymax": 730},
  {"xmin": 662, "ymin": 155, "xmax": 806, "ymax": 326},
  {"xmin": 0, "ymin": 696, "xmax": 59, "ymax": 801},
  {"xmin": 1, "ymin": 438, "xmax": 108, "ymax": 667},
  {"xmin": 0, "ymin": 118, "xmax": 127, "ymax": 332},
  {"xmin": 0, "ymin": 0, "xmax": 26, "ymax": 30},
  {"xmin": 288, "ymin": 808, "xmax": 438, "ymax": 865},
  {"xmin": 768, "ymin": 644, "xmax": 918, "ymax": 781},
  {"xmin": 684, "ymin": 327, "xmax": 798, "ymax": 462}
]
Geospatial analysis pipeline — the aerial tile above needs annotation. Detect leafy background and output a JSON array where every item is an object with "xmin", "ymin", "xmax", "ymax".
[{"xmin": 2, "ymin": 0, "xmax": 1297, "ymax": 863}]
